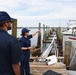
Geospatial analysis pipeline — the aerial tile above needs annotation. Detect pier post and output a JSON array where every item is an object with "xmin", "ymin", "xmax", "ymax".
[
  {"xmin": 46, "ymin": 25, "xmax": 51, "ymax": 38},
  {"xmin": 43, "ymin": 24, "xmax": 46, "ymax": 43},
  {"xmin": 12, "ymin": 19, "xmax": 17, "ymax": 38},
  {"xmin": 37, "ymin": 23, "xmax": 41, "ymax": 48},
  {"xmin": 32, "ymin": 23, "xmax": 41, "ymax": 56},
  {"xmin": 64, "ymin": 41, "xmax": 72, "ymax": 67},
  {"xmin": 50, "ymin": 30, "xmax": 52, "ymax": 35},
  {"xmin": 56, "ymin": 27, "xmax": 63, "ymax": 56},
  {"xmin": 46, "ymin": 25, "xmax": 48, "ymax": 39}
]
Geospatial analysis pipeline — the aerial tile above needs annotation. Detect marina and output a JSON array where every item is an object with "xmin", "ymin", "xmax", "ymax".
[
  {"xmin": 10, "ymin": 19, "xmax": 76, "ymax": 75},
  {"xmin": 0, "ymin": 1, "xmax": 76, "ymax": 75},
  {"xmin": 30, "ymin": 29, "xmax": 67, "ymax": 75}
]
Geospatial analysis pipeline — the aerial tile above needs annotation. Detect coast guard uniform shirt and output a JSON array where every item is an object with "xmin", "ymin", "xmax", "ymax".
[
  {"xmin": 0, "ymin": 29, "xmax": 22, "ymax": 75},
  {"xmin": 19, "ymin": 35, "xmax": 32, "ymax": 57}
]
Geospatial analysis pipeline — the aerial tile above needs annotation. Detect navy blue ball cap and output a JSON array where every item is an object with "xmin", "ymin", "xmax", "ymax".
[
  {"xmin": 22, "ymin": 28, "xmax": 30, "ymax": 34},
  {"xmin": 0, "ymin": 11, "xmax": 14, "ymax": 22}
]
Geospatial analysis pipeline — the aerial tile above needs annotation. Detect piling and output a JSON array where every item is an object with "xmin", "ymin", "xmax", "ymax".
[
  {"xmin": 46, "ymin": 27, "xmax": 52, "ymax": 37},
  {"xmin": 12, "ymin": 19, "xmax": 17, "ymax": 38},
  {"xmin": 32, "ymin": 23, "xmax": 41, "ymax": 56},
  {"xmin": 37, "ymin": 23, "xmax": 41, "ymax": 48},
  {"xmin": 64, "ymin": 40, "xmax": 72, "ymax": 67},
  {"xmin": 56, "ymin": 27, "xmax": 63, "ymax": 56},
  {"xmin": 46, "ymin": 25, "xmax": 48, "ymax": 39},
  {"xmin": 43, "ymin": 24, "xmax": 46, "ymax": 43}
]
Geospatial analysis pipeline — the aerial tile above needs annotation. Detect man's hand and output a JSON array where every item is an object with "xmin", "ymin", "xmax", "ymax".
[
  {"xmin": 28, "ymin": 47, "xmax": 32, "ymax": 50},
  {"xmin": 37, "ymin": 30, "xmax": 41, "ymax": 33},
  {"xmin": 32, "ymin": 30, "xmax": 41, "ymax": 37}
]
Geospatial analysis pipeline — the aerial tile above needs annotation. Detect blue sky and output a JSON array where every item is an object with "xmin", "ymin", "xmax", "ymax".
[{"xmin": 0, "ymin": 0, "xmax": 76, "ymax": 27}]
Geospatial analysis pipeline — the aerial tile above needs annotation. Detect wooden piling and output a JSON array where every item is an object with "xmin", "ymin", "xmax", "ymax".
[
  {"xmin": 12, "ymin": 19, "xmax": 17, "ymax": 38},
  {"xmin": 56, "ymin": 27, "xmax": 63, "ymax": 56},
  {"xmin": 30, "ymin": 23, "xmax": 42, "ymax": 57},
  {"xmin": 64, "ymin": 40, "xmax": 72, "ymax": 67},
  {"xmin": 32, "ymin": 48, "xmax": 41, "ymax": 56},
  {"xmin": 43, "ymin": 24, "xmax": 46, "ymax": 43},
  {"xmin": 46, "ymin": 25, "xmax": 48, "ymax": 39},
  {"xmin": 37, "ymin": 23, "xmax": 41, "ymax": 48},
  {"xmin": 50, "ymin": 30, "xmax": 52, "ymax": 35}
]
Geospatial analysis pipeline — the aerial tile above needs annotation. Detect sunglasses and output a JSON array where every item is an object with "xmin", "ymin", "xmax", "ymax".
[{"xmin": 7, "ymin": 20, "xmax": 12, "ymax": 23}]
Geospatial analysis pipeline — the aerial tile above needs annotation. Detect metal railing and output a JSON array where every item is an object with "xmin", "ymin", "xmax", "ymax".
[{"xmin": 40, "ymin": 35, "xmax": 58, "ymax": 58}]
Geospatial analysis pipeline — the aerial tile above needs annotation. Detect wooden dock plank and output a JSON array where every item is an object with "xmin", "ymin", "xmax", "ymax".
[
  {"xmin": 30, "ymin": 62, "xmax": 67, "ymax": 75},
  {"xmin": 30, "ymin": 62, "xmax": 66, "ymax": 69},
  {"xmin": 31, "ymin": 69, "xmax": 67, "ymax": 75}
]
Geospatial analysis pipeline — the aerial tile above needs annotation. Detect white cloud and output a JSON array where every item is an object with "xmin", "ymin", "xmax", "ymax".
[
  {"xmin": 0, "ymin": 0, "xmax": 76, "ymax": 27},
  {"xmin": 0, "ymin": 0, "xmax": 20, "ymax": 8}
]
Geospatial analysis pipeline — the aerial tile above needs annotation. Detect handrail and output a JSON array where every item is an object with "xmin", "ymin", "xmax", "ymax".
[
  {"xmin": 40, "ymin": 35, "xmax": 56, "ymax": 58},
  {"xmin": 30, "ymin": 57, "xmax": 64, "ymax": 59}
]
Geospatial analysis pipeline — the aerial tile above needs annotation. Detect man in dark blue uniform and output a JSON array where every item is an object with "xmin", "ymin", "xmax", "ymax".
[
  {"xmin": 0, "ymin": 11, "xmax": 22, "ymax": 75},
  {"xmin": 19, "ymin": 28, "xmax": 40, "ymax": 75}
]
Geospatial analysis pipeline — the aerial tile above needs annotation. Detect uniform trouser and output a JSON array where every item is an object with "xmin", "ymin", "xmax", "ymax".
[{"xmin": 20, "ymin": 51, "xmax": 30, "ymax": 75}]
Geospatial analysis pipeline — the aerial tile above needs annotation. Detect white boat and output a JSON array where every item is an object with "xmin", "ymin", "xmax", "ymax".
[
  {"xmin": 62, "ymin": 20, "xmax": 76, "ymax": 75},
  {"xmin": 62, "ymin": 20, "xmax": 76, "ymax": 52}
]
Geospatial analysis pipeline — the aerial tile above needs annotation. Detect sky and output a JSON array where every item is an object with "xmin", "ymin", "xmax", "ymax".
[{"xmin": 0, "ymin": 0, "xmax": 76, "ymax": 27}]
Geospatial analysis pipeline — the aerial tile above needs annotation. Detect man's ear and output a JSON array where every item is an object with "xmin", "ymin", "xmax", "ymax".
[
  {"xmin": 4, "ymin": 22, "xmax": 8, "ymax": 27},
  {"xmin": 24, "ymin": 33, "xmax": 26, "ymax": 35}
]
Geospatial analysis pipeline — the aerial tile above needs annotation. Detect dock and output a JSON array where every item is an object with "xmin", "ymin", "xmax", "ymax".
[
  {"xmin": 29, "ymin": 24, "xmax": 67, "ymax": 75},
  {"xmin": 30, "ymin": 56, "xmax": 67, "ymax": 75},
  {"xmin": 30, "ymin": 62, "xmax": 67, "ymax": 75},
  {"xmin": 11, "ymin": 22, "xmax": 68, "ymax": 75}
]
